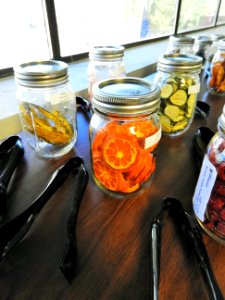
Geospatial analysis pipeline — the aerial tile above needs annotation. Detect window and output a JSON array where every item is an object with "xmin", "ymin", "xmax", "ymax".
[
  {"xmin": 54, "ymin": 0, "xmax": 177, "ymax": 57},
  {"xmin": 178, "ymin": 0, "xmax": 220, "ymax": 33},
  {"xmin": 217, "ymin": 0, "xmax": 225, "ymax": 24},
  {"xmin": 1, "ymin": 0, "xmax": 225, "ymax": 74},
  {"xmin": 0, "ymin": 0, "xmax": 51, "ymax": 70}
]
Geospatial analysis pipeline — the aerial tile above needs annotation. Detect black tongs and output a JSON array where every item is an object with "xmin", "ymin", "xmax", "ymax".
[
  {"xmin": 0, "ymin": 156, "xmax": 88, "ymax": 266},
  {"xmin": 0, "ymin": 136, "xmax": 24, "ymax": 222},
  {"xmin": 76, "ymin": 96, "xmax": 93, "ymax": 119},
  {"xmin": 149, "ymin": 197, "xmax": 224, "ymax": 300}
]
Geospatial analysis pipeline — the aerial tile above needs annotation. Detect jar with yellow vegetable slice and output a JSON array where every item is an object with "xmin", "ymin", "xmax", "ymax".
[
  {"xmin": 14, "ymin": 60, "xmax": 77, "ymax": 158},
  {"xmin": 154, "ymin": 54, "xmax": 202, "ymax": 136}
]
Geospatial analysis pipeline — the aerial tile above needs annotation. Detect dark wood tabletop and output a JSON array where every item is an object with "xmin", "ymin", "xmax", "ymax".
[{"xmin": 0, "ymin": 76, "xmax": 224, "ymax": 300}]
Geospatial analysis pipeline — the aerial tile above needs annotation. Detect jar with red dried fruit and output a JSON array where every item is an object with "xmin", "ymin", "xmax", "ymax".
[{"xmin": 193, "ymin": 105, "xmax": 225, "ymax": 244}]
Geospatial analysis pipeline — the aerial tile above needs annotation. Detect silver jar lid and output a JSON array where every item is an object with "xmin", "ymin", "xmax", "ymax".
[
  {"xmin": 14, "ymin": 60, "xmax": 69, "ymax": 87},
  {"xmin": 157, "ymin": 54, "xmax": 203, "ymax": 73},
  {"xmin": 92, "ymin": 77, "xmax": 160, "ymax": 115},
  {"xmin": 89, "ymin": 45, "xmax": 125, "ymax": 61},
  {"xmin": 169, "ymin": 35, "xmax": 195, "ymax": 45},
  {"xmin": 210, "ymin": 34, "xmax": 225, "ymax": 42},
  {"xmin": 194, "ymin": 36, "xmax": 212, "ymax": 46}
]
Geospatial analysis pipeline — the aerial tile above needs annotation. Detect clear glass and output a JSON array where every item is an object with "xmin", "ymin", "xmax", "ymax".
[
  {"xmin": 194, "ymin": 131, "xmax": 225, "ymax": 245},
  {"xmin": 154, "ymin": 70, "xmax": 200, "ymax": 136},
  {"xmin": 54, "ymin": 0, "xmax": 177, "ymax": 57},
  {"xmin": 0, "ymin": 0, "xmax": 51, "ymax": 69},
  {"xmin": 166, "ymin": 35, "xmax": 195, "ymax": 55},
  {"xmin": 16, "ymin": 81, "xmax": 77, "ymax": 158},
  {"xmin": 89, "ymin": 110, "xmax": 161, "ymax": 196},
  {"xmin": 208, "ymin": 45, "xmax": 225, "ymax": 96},
  {"xmin": 217, "ymin": 0, "xmax": 225, "ymax": 24},
  {"xmin": 178, "ymin": 0, "xmax": 220, "ymax": 33},
  {"xmin": 87, "ymin": 58, "xmax": 126, "ymax": 100}
]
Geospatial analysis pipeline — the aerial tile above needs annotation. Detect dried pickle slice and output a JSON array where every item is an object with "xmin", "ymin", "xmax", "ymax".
[
  {"xmin": 170, "ymin": 89, "xmax": 187, "ymax": 106},
  {"xmin": 159, "ymin": 114, "xmax": 172, "ymax": 133},
  {"xmin": 160, "ymin": 84, "xmax": 173, "ymax": 99},
  {"xmin": 164, "ymin": 105, "xmax": 180, "ymax": 122},
  {"xmin": 186, "ymin": 94, "xmax": 196, "ymax": 118}
]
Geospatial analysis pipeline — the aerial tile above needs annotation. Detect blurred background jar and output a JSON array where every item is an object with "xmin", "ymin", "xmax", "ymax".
[
  {"xmin": 87, "ymin": 45, "xmax": 126, "ymax": 100},
  {"xmin": 193, "ymin": 105, "xmax": 225, "ymax": 245},
  {"xmin": 154, "ymin": 54, "xmax": 202, "ymax": 136},
  {"xmin": 165, "ymin": 34, "xmax": 195, "ymax": 55},
  {"xmin": 208, "ymin": 39, "xmax": 225, "ymax": 96},
  {"xmin": 89, "ymin": 77, "xmax": 161, "ymax": 196},
  {"xmin": 204, "ymin": 34, "xmax": 225, "ymax": 76},
  {"xmin": 14, "ymin": 60, "xmax": 77, "ymax": 158},
  {"xmin": 193, "ymin": 35, "xmax": 212, "ymax": 68}
]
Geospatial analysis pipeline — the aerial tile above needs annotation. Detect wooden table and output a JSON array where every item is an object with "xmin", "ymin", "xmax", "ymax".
[{"xmin": 0, "ymin": 77, "xmax": 224, "ymax": 300}]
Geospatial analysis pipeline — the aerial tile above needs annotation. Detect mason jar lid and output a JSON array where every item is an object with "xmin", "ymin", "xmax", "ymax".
[
  {"xmin": 194, "ymin": 36, "xmax": 212, "ymax": 46},
  {"xmin": 89, "ymin": 45, "xmax": 125, "ymax": 61},
  {"xmin": 92, "ymin": 77, "xmax": 160, "ymax": 115},
  {"xmin": 210, "ymin": 34, "xmax": 225, "ymax": 42},
  {"xmin": 169, "ymin": 35, "xmax": 195, "ymax": 45},
  {"xmin": 14, "ymin": 60, "xmax": 69, "ymax": 87},
  {"xmin": 157, "ymin": 54, "xmax": 203, "ymax": 73},
  {"xmin": 217, "ymin": 39, "xmax": 225, "ymax": 50}
]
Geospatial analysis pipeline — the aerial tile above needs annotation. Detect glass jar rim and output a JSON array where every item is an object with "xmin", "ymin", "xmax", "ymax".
[
  {"xmin": 92, "ymin": 77, "xmax": 160, "ymax": 115},
  {"xmin": 157, "ymin": 54, "xmax": 202, "ymax": 73},
  {"xmin": 14, "ymin": 60, "xmax": 68, "ymax": 87},
  {"xmin": 89, "ymin": 45, "xmax": 125, "ymax": 60}
]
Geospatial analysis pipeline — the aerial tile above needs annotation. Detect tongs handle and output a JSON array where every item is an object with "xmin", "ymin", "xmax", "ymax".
[
  {"xmin": 149, "ymin": 207, "xmax": 164, "ymax": 300},
  {"xmin": 165, "ymin": 198, "xmax": 224, "ymax": 300},
  {"xmin": 76, "ymin": 96, "xmax": 93, "ymax": 119},
  {"xmin": 0, "ymin": 136, "xmax": 24, "ymax": 185},
  {"xmin": 0, "ymin": 156, "xmax": 84, "ymax": 262},
  {"xmin": 0, "ymin": 136, "xmax": 24, "ymax": 221},
  {"xmin": 60, "ymin": 159, "xmax": 89, "ymax": 281}
]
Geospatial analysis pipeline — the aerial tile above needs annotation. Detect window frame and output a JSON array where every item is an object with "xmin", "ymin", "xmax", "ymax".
[{"xmin": 0, "ymin": 0, "xmax": 225, "ymax": 78}]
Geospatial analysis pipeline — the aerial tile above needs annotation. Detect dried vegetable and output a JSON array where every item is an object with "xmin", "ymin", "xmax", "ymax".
[
  {"xmin": 19, "ymin": 102, "xmax": 74, "ymax": 145},
  {"xmin": 159, "ymin": 76, "xmax": 197, "ymax": 134},
  {"xmin": 91, "ymin": 121, "xmax": 160, "ymax": 193},
  {"xmin": 204, "ymin": 137, "xmax": 225, "ymax": 237},
  {"xmin": 208, "ymin": 56, "xmax": 225, "ymax": 93}
]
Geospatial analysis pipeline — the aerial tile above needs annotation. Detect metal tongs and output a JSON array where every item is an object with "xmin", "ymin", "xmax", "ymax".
[
  {"xmin": 0, "ymin": 156, "xmax": 88, "ymax": 281},
  {"xmin": 149, "ymin": 197, "xmax": 224, "ymax": 300},
  {"xmin": 0, "ymin": 136, "xmax": 24, "ymax": 222}
]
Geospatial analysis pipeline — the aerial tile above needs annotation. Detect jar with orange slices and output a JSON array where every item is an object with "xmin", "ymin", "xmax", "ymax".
[{"xmin": 89, "ymin": 77, "xmax": 161, "ymax": 196}]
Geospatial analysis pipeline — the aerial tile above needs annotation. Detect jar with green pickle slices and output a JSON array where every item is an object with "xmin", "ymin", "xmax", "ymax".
[{"xmin": 154, "ymin": 54, "xmax": 202, "ymax": 136}]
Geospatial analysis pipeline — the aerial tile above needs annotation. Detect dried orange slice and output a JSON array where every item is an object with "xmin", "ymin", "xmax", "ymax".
[
  {"xmin": 123, "ymin": 120, "xmax": 158, "ymax": 138},
  {"xmin": 102, "ymin": 136, "xmax": 138, "ymax": 170},
  {"xmin": 125, "ymin": 152, "xmax": 155, "ymax": 184},
  {"xmin": 93, "ymin": 158, "xmax": 124, "ymax": 191}
]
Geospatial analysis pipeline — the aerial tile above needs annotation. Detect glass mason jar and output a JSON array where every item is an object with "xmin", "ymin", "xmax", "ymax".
[
  {"xmin": 193, "ymin": 105, "xmax": 225, "ymax": 245},
  {"xmin": 193, "ymin": 35, "xmax": 212, "ymax": 66},
  {"xmin": 166, "ymin": 35, "xmax": 195, "ymax": 55},
  {"xmin": 14, "ymin": 60, "xmax": 77, "ymax": 158},
  {"xmin": 208, "ymin": 39, "xmax": 225, "ymax": 96},
  {"xmin": 204, "ymin": 34, "xmax": 225, "ymax": 76},
  {"xmin": 87, "ymin": 45, "xmax": 126, "ymax": 100},
  {"xmin": 89, "ymin": 77, "xmax": 161, "ymax": 196},
  {"xmin": 154, "ymin": 54, "xmax": 202, "ymax": 136}
]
